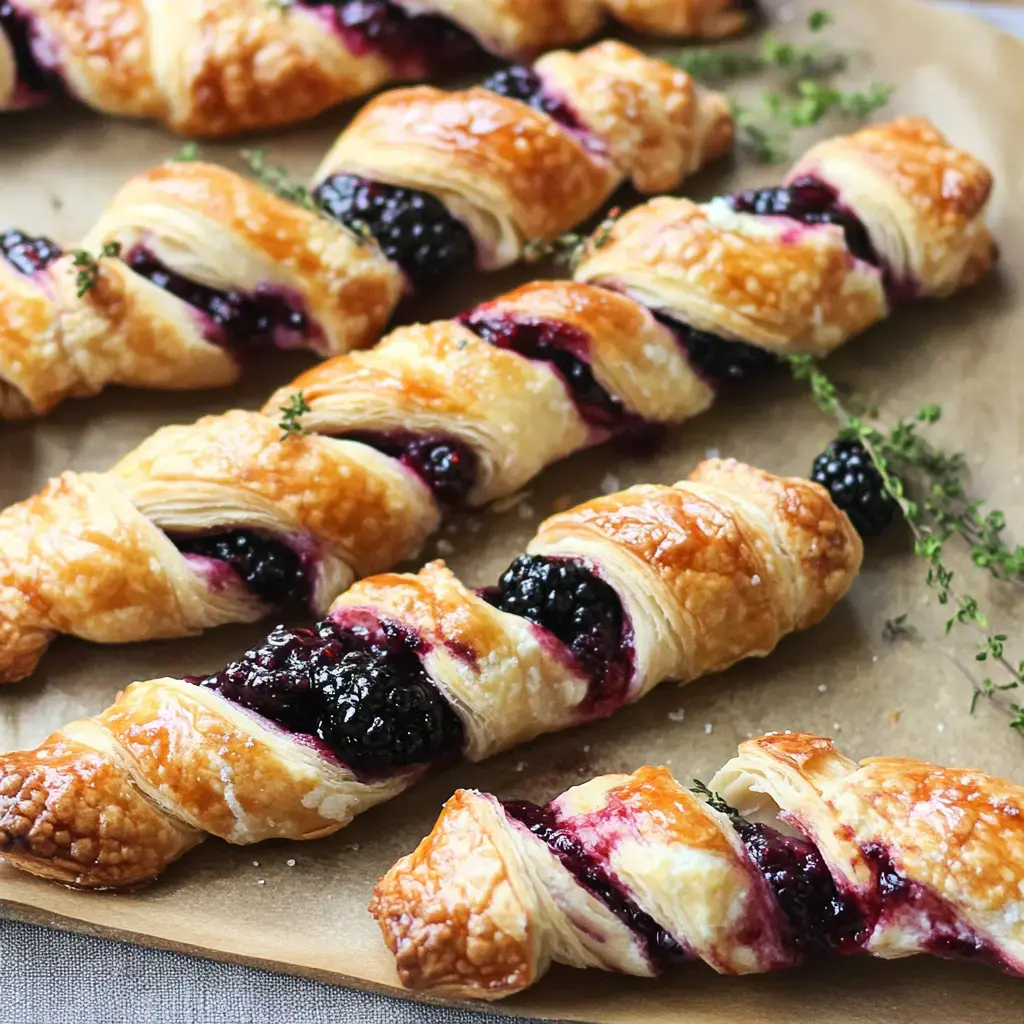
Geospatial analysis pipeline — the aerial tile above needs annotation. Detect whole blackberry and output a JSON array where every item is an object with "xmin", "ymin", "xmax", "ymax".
[
  {"xmin": 1, "ymin": 229, "xmax": 63, "ymax": 275},
  {"xmin": 811, "ymin": 439, "xmax": 896, "ymax": 538},
  {"xmin": 316, "ymin": 647, "xmax": 463, "ymax": 772},
  {"xmin": 480, "ymin": 66, "xmax": 580, "ymax": 130},
  {"xmin": 487, "ymin": 555, "xmax": 623, "ymax": 668},
  {"xmin": 726, "ymin": 177, "xmax": 878, "ymax": 266},
  {"xmin": 175, "ymin": 530, "xmax": 310, "ymax": 607},
  {"xmin": 663, "ymin": 316, "xmax": 780, "ymax": 386},
  {"xmin": 313, "ymin": 174, "xmax": 476, "ymax": 285}
]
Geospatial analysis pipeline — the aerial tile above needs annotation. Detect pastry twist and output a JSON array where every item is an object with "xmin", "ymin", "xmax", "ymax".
[
  {"xmin": 0, "ymin": 118, "xmax": 991, "ymax": 682},
  {"xmin": 0, "ymin": 40, "xmax": 732, "ymax": 418},
  {"xmin": 0, "ymin": 0, "xmax": 754, "ymax": 134},
  {"xmin": 0, "ymin": 460, "xmax": 861, "ymax": 887},
  {"xmin": 371, "ymin": 732, "xmax": 1024, "ymax": 997}
]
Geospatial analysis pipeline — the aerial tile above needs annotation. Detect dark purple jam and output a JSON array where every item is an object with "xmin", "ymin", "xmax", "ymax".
[
  {"xmin": 735, "ymin": 821, "xmax": 866, "ymax": 957},
  {"xmin": 502, "ymin": 800, "xmax": 688, "ymax": 969},
  {"xmin": 480, "ymin": 66, "xmax": 582, "ymax": 132},
  {"xmin": 301, "ymin": 0, "xmax": 482, "ymax": 74},
  {"xmin": 726, "ymin": 176, "xmax": 879, "ymax": 267},
  {"xmin": 195, "ymin": 615, "xmax": 464, "ymax": 774},
  {"xmin": 313, "ymin": 175, "xmax": 476, "ymax": 286},
  {"xmin": 655, "ymin": 313, "xmax": 780, "ymax": 388},
  {"xmin": 0, "ymin": 229, "xmax": 62, "ymax": 275},
  {"xmin": 343, "ymin": 431, "xmax": 477, "ymax": 509},
  {"xmin": 173, "ymin": 530, "xmax": 311, "ymax": 609},
  {"xmin": 0, "ymin": 1, "xmax": 63, "ymax": 100},
  {"xmin": 460, "ymin": 312, "xmax": 646, "ymax": 435},
  {"xmin": 124, "ymin": 244, "xmax": 311, "ymax": 352},
  {"xmin": 482, "ymin": 555, "xmax": 632, "ymax": 714}
]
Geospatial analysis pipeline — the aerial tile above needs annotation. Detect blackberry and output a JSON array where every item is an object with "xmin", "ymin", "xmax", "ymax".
[
  {"xmin": 726, "ymin": 177, "xmax": 878, "ymax": 266},
  {"xmin": 660, "ymin": 315, "xmax": 779, "ymax": 387},
  {"xmin": 1, "ymin": 229, "xmax": 62, "ymax": 275},
  {"xmin": 125, "ymin": 245, "xmax": 308, "ymax": 350},
  {"xmin": 198, "ymin": 617, "xmax": 463, "ymax": 773},
  {"xmin": 479, "ymin": 66, "xmax": 580, "ymax": 130},
  {"xmin": 316, "ymin": 646, "xmax": 463, "ymax": 772},
  {"xmin": 175, "ymin": 530, "xmax": 310, "ymax": 608},
  {"xmin": 0, "ymin": 2, "xmax": 63, "ymax": 97},
  {"xmin": 811, "ymin": 439, "xmax": 897, "ymax": 538},
  {"xmin": 313, "ymin": 174, "xmax": 476, "ymax": 286},
  {"xmin": 486, "ymin": 555, "xmax": 623, "ymax": 669}
]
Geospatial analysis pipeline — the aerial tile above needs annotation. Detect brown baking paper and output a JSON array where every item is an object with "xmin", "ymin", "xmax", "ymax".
[{"xmin": 2, "ymin": 0, "xmax": 1024, "ymax": 1018}]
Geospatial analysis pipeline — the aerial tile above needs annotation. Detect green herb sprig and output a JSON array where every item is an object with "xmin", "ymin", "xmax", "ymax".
[
  {"xmin": 789, "ymin": 355, "xmax": 1024, "ymax": 736},
  {"xmin": 691, "ymin": 780, "xmax": 748, "ymax": 827},
  {"xmin": 523, "ymin": 207, "xmax": 621, "ymax": 270},
  {"xmin": 175, "ymin": 142, "xmax": 200, "ymax": 162},
  {"xmin": 71, "ymin": 242, "xmax": 122, "ymax": 298},
  {"xmin": 278, "ymin": 390, "xmax": 311, "ymax": 441}
]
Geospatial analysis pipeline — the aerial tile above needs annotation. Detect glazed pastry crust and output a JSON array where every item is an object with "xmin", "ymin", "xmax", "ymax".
[
  {"xmin": 372, "ymin": 734, "xmax": 1024, "ymax": 998},
  {"xmin": 0, "ymin": 462, "xmax": 859, "ymax": 886},
  {"xmin": 3, "ymin": 0, "xmax": 753, "ymax": 134}
]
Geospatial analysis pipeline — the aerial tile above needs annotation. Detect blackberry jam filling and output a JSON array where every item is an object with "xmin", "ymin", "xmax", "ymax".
[
  {"xmin": 461, "ymin": 313, "xmax": 645, "ymax": 434},
  {"xmin": 313, "ymin": 175, "xmax": 476, "ymax": 287},
  {"xmin": 0, "ymin": 2, "xmax": 63, "ymax": 99},
  {"xmin": 301, "ymin": 0, "xmax": 482, "ymax": 73},
  {"xmin": 503, "ymin": 800, "xmax": 688, "ymax": 969},
  {"xmin": 483, "ymin": 555, "xmax": 631, "ymax": 712},
  {"xmin": 655, "ymin": 313, "xmax": 780, "ymax": 388},
  {"xmin": 480, "ymin": 66, "xmax": 582, "ymax": 132},
  {"xmin": 173, "ymin": 530, "xmax": 311, "ymax": 609},
  {"xmin": 0, "ymin": 229, "xmax": 62, "ymax": 275},
  {"xmin": 196, "ymin": 616, "xmax": 464, "ymax": 774},
  {"xmin": 344, "ymin": 431, "xmax": 477, "ymax": 508},
  {"xmin": 734, "ymin": 821, "xmax": 866, "ymax": 957},
  {"xmin": 124, "ymin": 244, "xmax": 310, "ymax": 352},
  {"xmin": 726, "ymin": 177, "xmax": 879, "ymax": 267}
]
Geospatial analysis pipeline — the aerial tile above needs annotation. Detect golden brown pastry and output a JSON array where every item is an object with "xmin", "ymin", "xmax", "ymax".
[
  {"xmin": 0, "ymin": 0, "xmax": 755, "ymax": 134},
  {"xmin": 0, "ymin": 460, "xmax": 861, "ymax": 887},
  {"xmin": 371, "ymin": 732, "xmax": 1024, "ymax": 998},
  {"xmin": 577, "ymin": 116, "xmax": 996, "ymax": 355},
  {"xmin": 0, "ymin": 41, "xmax": 732, "ymax": 418},
  {"xmin": 0, "ymin": 121, "xmax": 992, "ymax": 677}
]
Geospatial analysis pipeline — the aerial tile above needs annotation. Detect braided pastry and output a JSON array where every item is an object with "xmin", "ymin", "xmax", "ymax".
[
  {"xmin": 372, "ymin": 732, "xmax": 1024, "ymax": 997},
  {"xmin": 0, "ymin": 0, "xmax": 755, "ymax": 134},
  {"xmin": 0, "ymin": 118, "xmax": 990, "ymax": 682},
  {"xmin": 0, "ymin": 40, "xmax": 732, "ymax": 419},
  {"xmin": 0, "ymin": 460, "xmax": 861, "ymax": 888}
]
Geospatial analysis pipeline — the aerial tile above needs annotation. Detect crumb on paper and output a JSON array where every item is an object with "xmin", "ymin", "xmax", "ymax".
[
  {"xmin": 344, "ymin": 843, "xmax": 360, "ymax": 853},
  {"xmin": 257, "ymin": 879, "xmax": 266, "ymax": 886},
  {"xmin": 582, "ymin": 745, "xmax": 590, "ymax": 753},
  {"xmin": 885, "ymin": 708, "xmax": 904, "ymax": 726},
  {"xmin": 286, "ymin": 859, "xmax": 296, "ymax": 868},
  {"xmin": 552, "ymin": 493, "xmax": 574, "ymax": 512},
  {"xmin": 668, "ymin": 708, "xmax": 686, "ymax": 722},
  {"xmin": 600, "ymin": 473, "xmax": 620, "ymax": 494},
  {"xmin": 517, "ymin": 502, "xmax": 535, "ymax": 519},
  {"xmin": 832, "ymin": 722, "xmax": 842, "ymax": 732},
  {"xmin": 704, "ymin": 722, "xmax": 713, "ymax": 735},
  {"xmin": 515, "ymin": 761, "xmax": 527, "ymax": 772},
  {"xmin": 872, "ymin": 655, "xmax": 879, "ymax": 663},
  {"xmin": 252, "ymin": 860, "xmax": 260, "ymax": 867},
  {"xmin": 817, "ymin": 684, "xmax": 827, "ymax": 693},
  {"xmin": 937, "ymin": 723, "xmax": 945, "ymax": 733},
  {"xmin": 435, "ymin": 539, "xmax": 455, "ymax": 556}
]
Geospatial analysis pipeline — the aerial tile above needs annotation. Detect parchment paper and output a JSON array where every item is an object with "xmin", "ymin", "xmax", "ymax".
[{"xmin": 1, "ymin": 0, "xmax": 1023, "ymax": 1019}]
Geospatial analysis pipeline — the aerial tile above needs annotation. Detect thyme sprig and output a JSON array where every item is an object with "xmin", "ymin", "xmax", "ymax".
[
  {"xmin": 691, "ymin": 780, "xmax": 748, "ymax": 827},
  {"xmin": 71, "ymin": 242, "xmax": 122, "ymax": 298},
  {"xmin": 175, "ymin": 142, "xmax": 200, "ymax": 162},
  {"xmin": 278, "ymin": 390, "xmax": 311, "ymax": 440},
  {"xmin": 240, "ymin": 148, "xmax": 373, "ymax": 246},
  {"xmin": 523, "ymin": 207, "xmax": 621, "ymax": 270},
  {"xmin": 789, "ymin": 355, "xmax": 1024, "ymax": 736}
]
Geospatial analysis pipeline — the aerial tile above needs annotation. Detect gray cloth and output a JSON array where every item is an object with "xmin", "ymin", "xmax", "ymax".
[{"xmin": 0, "ymin": 919, "xmax": 546, "ymax": 1024}]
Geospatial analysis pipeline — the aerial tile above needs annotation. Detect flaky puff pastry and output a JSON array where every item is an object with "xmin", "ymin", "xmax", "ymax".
[
  {"xmin": 0, "ymin": 0, "xmax": 754, "ymax": 134},
  {"xmin": 1, "ymin": 42, "xmax": 731, "ymax": 419},
  {"xmin": 372, "ymin": 733, "xmax": 1024, "ymax": 999},
  {"xmin": 0, "ymin": 161, "xmax": 401, "ymax": 419},
  {"xmin": 577, "ymin": 117, "xmax": 996, "ymax": 355},
  {"xmin": 0, "ymin": 460, "xmax": 860, "ymax": 887}
]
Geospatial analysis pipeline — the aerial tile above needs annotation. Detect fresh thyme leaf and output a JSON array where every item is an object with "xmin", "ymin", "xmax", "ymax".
[
  {"xmin": 175, "ymin": 142, "xmax": 200, "ymax": 162},
  {"xmin": 883, "ymin": 614, "xmax": 915, "ymax": 641},
  {"xmin": 278, "ymin": 390, "xmax": 311, "ymax": 440},
  {"xmin": 809, "ymin": 9, "xmax": 833, "ymax": 31},
  {"xmin": 523, "ymin": 207, "xmax": 621, "ymax": 270},
  {"xmin": 71, "ymin": 241, "xmax": 122, "ymax": 298},
  {"xmin": 691, "ymin": 780, "xmax": 748, "ymax": 826},
  {"xmin": 790, "ymin": 354, "xmax": 1024, "ymax": 739}
]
